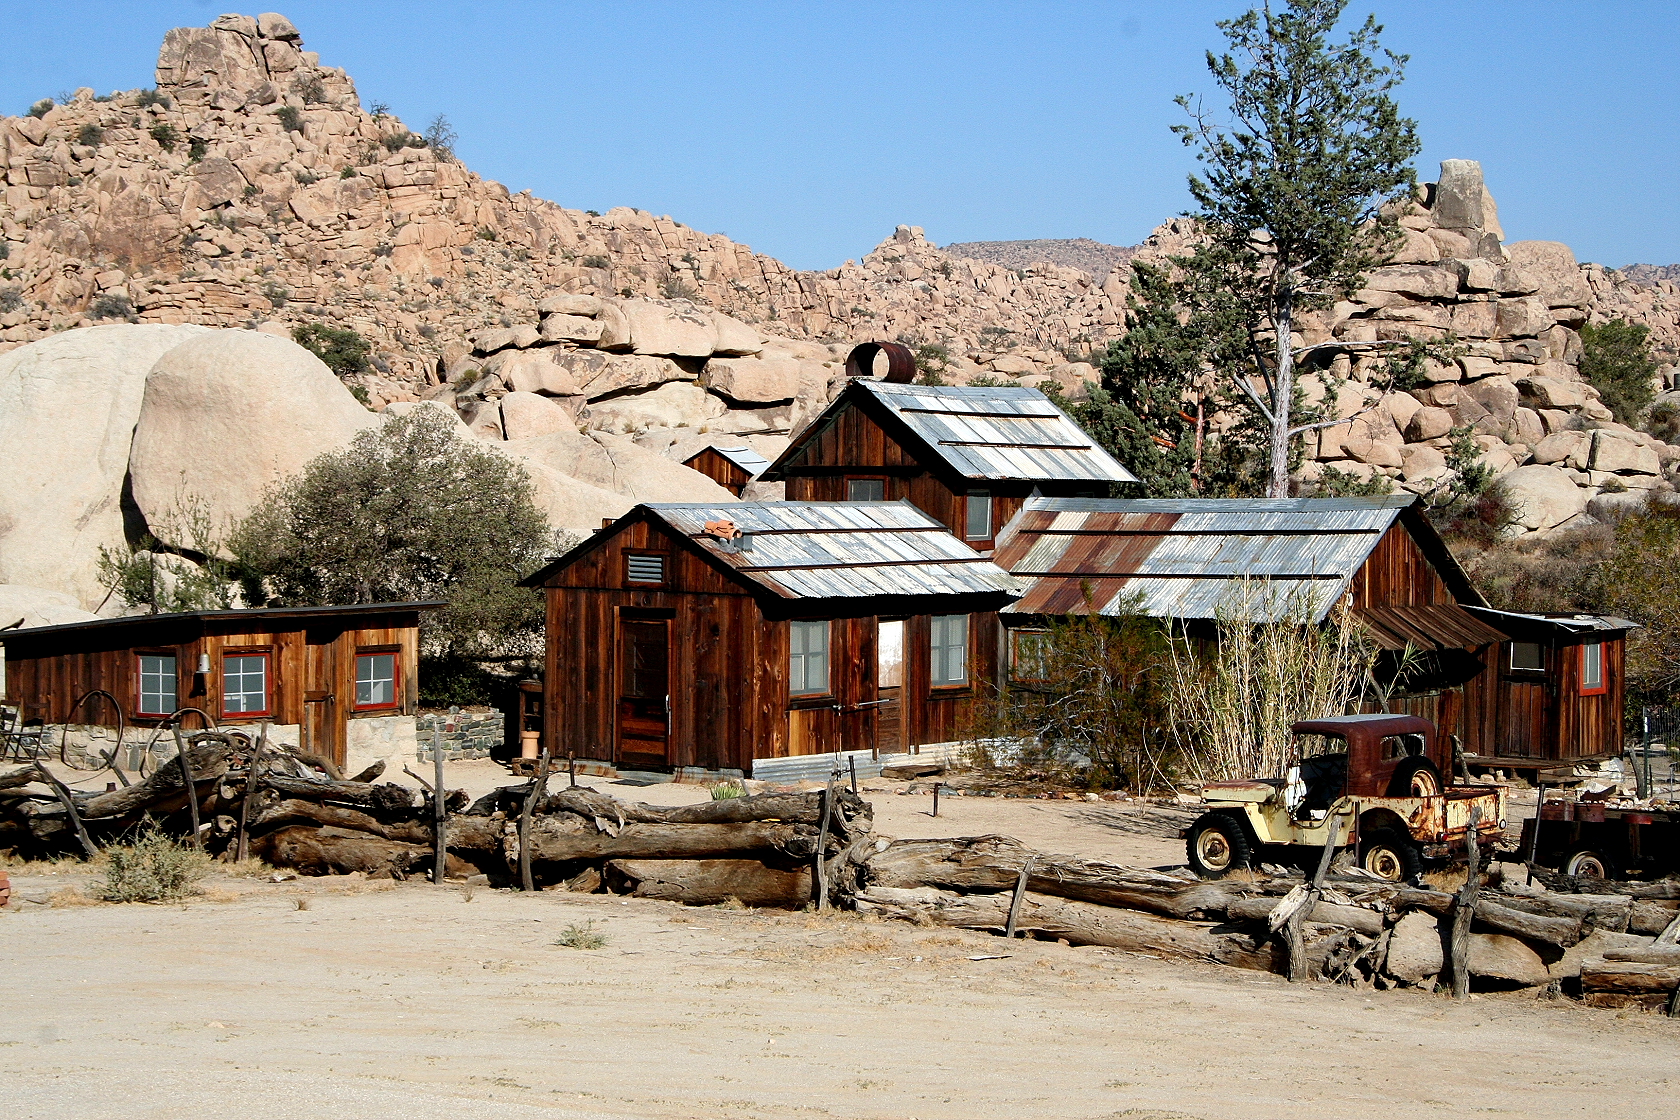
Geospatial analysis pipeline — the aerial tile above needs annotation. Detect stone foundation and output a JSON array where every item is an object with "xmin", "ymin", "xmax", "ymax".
[{"xmin": 415, "ymin": 707, "xmax": 505, "ymax": 762}]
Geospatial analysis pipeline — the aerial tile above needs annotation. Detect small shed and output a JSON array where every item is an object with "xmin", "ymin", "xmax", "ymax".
[
  {"xmin": 757, "ymin": 378, "xmax": 1137, "ymax": 550},
  {"xmin": 519, "ymin": 501, "xmax": 1020, "ymax": 774},
  {"xmin": 991, "ymin": 496, "xmax": 1510, "ymax": 751},
  {"xmin": 0, "ymin": 603, "xmax": 438, "ymax": 771},
  {"xmin": 1459, "ymin": 607, "xmax": 1638, "ymax": 771},
  {"xmin": 681, "ymin": 444, "xmax": 772, "ymax": 497}
]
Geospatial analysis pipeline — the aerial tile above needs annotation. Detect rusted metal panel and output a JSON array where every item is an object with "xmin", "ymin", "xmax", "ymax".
[{"xmin": 1355, "ymin": 605, "xmax": 1509, "ymax": 651}]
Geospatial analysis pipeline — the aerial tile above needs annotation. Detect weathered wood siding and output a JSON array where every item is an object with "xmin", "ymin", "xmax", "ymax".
[{"xmin": 683, "ymin": 447, "xmax": 754, "ymax": 497}]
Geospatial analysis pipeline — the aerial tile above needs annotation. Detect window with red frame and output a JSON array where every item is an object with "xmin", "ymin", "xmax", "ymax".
[
  {"xmin": 355, "ymin": 651, "xmax": 400, "ymax": 710},
  {"xmin": 1580, "ymin": 642, "xmax": 1607, "ymax": 695},
  {"xmin": 221, "ymin": 651, "xmax": 271, "ymax": 716}
]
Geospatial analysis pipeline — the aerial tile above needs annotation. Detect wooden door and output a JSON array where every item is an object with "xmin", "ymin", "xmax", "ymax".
[
  {"xmin": 1498, "ymin": 678, "xmax": 1548, "ymax": 758},
  {"xmin": 616, "ymin": 618, "xmax": 670, "ymax": 769},
  {"xmin": 303, "ymin": 628, "xmax": 343, "ymax": 769},
  {"xmin": 875, "ymin": 619, "xmax": 903, "ymax": 756}
]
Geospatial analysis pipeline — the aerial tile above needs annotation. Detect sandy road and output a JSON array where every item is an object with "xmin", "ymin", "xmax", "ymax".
[{"xmin": 4, "ymin": 866, "xmax": 1677, "ymax": 1120}]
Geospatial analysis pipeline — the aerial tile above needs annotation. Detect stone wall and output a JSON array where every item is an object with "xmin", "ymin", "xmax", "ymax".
[
  {"xmin": 344, "ymin": 712, "xmax": 415, "ymax": 777},
  {"xmin": 415, "ymin": 706, "xmax": 504, "ymax": 761}
]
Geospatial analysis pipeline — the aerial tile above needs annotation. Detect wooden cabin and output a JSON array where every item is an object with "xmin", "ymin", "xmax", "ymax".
[
  {"xmin": 1458, "ymin": 607, "xmax": 1637, "ymax": 772},
  {"xmin": 519, "ymin": 501, "xmax": 1020, "ymax": 775},
  {"xmin": 991, "ymin": 496, "xmax": 1522, "ymax": 760},
  {"xmin": 681, "ymin": 444, "xmax": 771, "ymax": 497},
  {"xmin": 0, "ymin": 603, "xmax": 436, "ymax": 771},
  {"xmin": 757, "ymin": 378, "xmax": 1137, "ymax": 551}
]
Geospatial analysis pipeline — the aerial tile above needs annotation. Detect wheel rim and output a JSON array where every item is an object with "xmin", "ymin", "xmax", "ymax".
[
  {"xmin": 1196, "ymin": 829, "xmax": 1233, "ymax": 872},
  {"xmin": 1362, "ymin": 845, "xmax": 1406, "ymax": 881},
  {"xmin": 1567, "ymin": 851, "xmax": 1608, "ymax": 878},
  {"xmin": 1409, "ymin": 770, "xmax": 1440, "ymax": 797}
]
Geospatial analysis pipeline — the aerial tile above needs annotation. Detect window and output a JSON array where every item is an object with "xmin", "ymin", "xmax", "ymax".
[
  {"xmin": 965, "ymin": 490, "xmax": 992, "ymax": 541},
  {"xmin": 1510, "ymin": 641, "xmax": 1544, "ymax": 671},
  {"xmin": 1009, "ymin": 630, "xmax": 1050, "ymax": 682},
  {"xmin": 355, "ymin": 652, "xmax": 399, "ymax": 710},
  {"xmin": 1581, "ymin": 642, "xmax": 1606, "ymax": 695},
  {"xmin": 626, "ymin": 553, "xmax": 665, "ymax": 584},
  {"xmin": 789, "ymin": 620, "xmax": 830, "ymax": 696},
  {"xmin": 931, "ymin": 614, "xmax": 969, "ymax": 686},
  {"xmin": 847, "ymin": 478, "xmax": 886, "ymax": 502},
  {"xmin": 137, "ymin": 654, "xmax": 177, "ymax": 716},
  {"xmin": 877, "ymin": 619, "xmax": 903, "ymax": 688},
  {"xmin": 221, "ymin": 652, "xmax": 270, "ymax": 716}
]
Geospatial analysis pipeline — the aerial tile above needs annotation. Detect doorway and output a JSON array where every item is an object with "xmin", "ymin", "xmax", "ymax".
[
  {"xmin": 875, "ymin": 619, "xmax": 904, "ymax": 755},
  {"xmin": 303, "ymin": 628, "xmax": 343, "ymax": 769},
  {"xmin": 616, "ymin": 616, "xmax": 670, "ymax": 769}
]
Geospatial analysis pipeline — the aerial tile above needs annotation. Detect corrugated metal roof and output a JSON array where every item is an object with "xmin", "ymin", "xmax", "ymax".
[
  {"xmin": 1358, "ymin": 605, "xmax": 1510, "ymax": 651},
  {"xmin": 0, "ymin": 601, "xmax": 444, "ymax": 642},
  {"xmin": 709, "ymin": 445, "xmax": 771, "ymax": 476},
  {"xmin": 1464, "ymin": 606, "xmax": 1642, "ymax": 635},
  {"xmin": 645, "ymin": 501, "xmax": 1022, "ymax": 601},
  {"xmin": 851, "ymin": 381, "xmax": 1138, "ymax": 484},
  {"xmin": 996, "ymin": 497, "xmax": 1410, "ymax": 623}
]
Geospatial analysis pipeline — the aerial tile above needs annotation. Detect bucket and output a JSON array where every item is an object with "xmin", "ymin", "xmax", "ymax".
[{"xmin": 520, "ymin": 730, "xmax": 540, "ymax": 759}]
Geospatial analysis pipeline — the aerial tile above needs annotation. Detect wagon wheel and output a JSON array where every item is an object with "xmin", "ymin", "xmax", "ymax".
[{"xmin": 1564, "ymin": 849, "xmax": 1619, "ymax": 880}]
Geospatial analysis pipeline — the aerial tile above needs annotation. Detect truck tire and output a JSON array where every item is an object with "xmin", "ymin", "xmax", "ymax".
[
  {"xmin": 1387, "ymin": 757, "xmax": 1444, "ymax": 798},
  {"xmin": 1563, "ymin": 849, "xmax": 1619, "ymax": 880},
  {"xmin": 1359, "ymin": 830, "xmax": 1423, "ymax": 883},
  {"xmin": 1186, "ymin": 812, "xmax": 1254, "ymax": 879}
]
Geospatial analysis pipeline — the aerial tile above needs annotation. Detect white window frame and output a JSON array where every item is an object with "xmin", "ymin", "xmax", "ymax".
[
  {"xmin": 1581, "ymin": 642, "xmax": 1605, "ymax": 693},
  {"xmin": 221, "ymin": 652, "xmax": 269, "ymax": 715},
  {"xmin": 789, "ymin": 620, "xmax": 830, "ymax": 697},
  {"xmin": 965, "ymin": 490, "xmax": 992, "ymax": 541},
  {"xmin": 931, "ymin": 614, "xmax": 969, "ymax": 686},
  {"xmin": 355, "ymin": 652, "xmax": 399, "ymax": 709},
  {"xmin": 138, "ymin": 654, "xmax": 177, "ymax": 716},
  {"xmin": 1510, "ymin": 641, "xmax": 1544, "ymax": 672}
]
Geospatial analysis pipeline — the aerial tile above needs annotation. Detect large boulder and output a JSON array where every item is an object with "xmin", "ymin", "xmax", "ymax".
[
  {"xmin": 1506, "ymin": 241, "xmax": 1594, "ymax": 310},
  {"xmin": 548, "ymin": 350, "xmax": 691, "ymax": 400},
  {"xmin": 0, "ymin": 324, "xmax": 212, "ymax": 608},
  {"xmin": 128, "ymin": 330, "xmax": 379, "ymax": 548},
  {"xmin": 1384, "ymin": 911, "xmax": 1444, "ymax": 983},
  {"xmin": 1432, "ymin": 159, "xmax": 1487, "ymax": 231},
  {"xmin": 1589, "ymin": 428, "xmax": 1661, "ymax": 475},
  {"xmin": 499, "ymin": 391, "xmax": 578, "ymax": 440},
  {"xmin": 1466, "ymin": 933, "xmax": 1550, "ymax": 987},
  {"xmin": 619, "ymin": 299, "xmax": 719, "ymax": 357},
  {"xmin": 583, "ymin": 381, "xmax": 725, "ymax": 433},
  {"xmin": 0, "ymin": 584, "xmax": 102, "ymax": 629},
  {"xmin": 703, "ymin": 357, "xmax": 801, "ymax": 404},
  {"xmin": 504, "ymin": 429, "xmax": 735, "ymax": 505},
  {"xmin": 1497, "ymin": 464, "xmax": 1588, "ymax": 532}
]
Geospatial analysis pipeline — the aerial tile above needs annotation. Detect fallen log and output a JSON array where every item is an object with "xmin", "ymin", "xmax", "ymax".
[
  {"xmin": 521, "ymin": 818, "xmax": 809, "ymax": 864},
  {"xmin": 1226, "ymin": 896, "xmax": 1384, "ymax": 937},
  {"xmin": 260, "ymin": 774, "xmax": 415, "ymax": 813},
  {"xmin": 1602, "ymin": 947, "xmax": 1680, "ymax": 966},
  {"xmin": 78, "ymin": 737, "xmax": 233, "ymax": 821},
  {"xmin": 534, "ymin": 787, "xmax": 871, "ymax": 833},
  {"xmin": 863, "ymin": 835, "xmax": 1245, "ymax": 919},
  {"xmin": 1579, "ymin": 959, "xmax": 1680, "ymax": 1007},
  {"xmin": 249, "ymin": 799, "xmax": 435, "ymax": 845},
  {"xmin": 856, "ymin": 885, "xmax": 1287, "ymax": 973},
  {"xmin": 347, "ymin": 760, "xmax": 386, "ymax": 784},
  {"xmin": 1494, "ymin": 892, "xmax": 1631, "ymax": 932},
  {"xmin": 251, "ymin": 824, "xmax": 474, "ymax": 878},
  {"xmin": 1474, "ymin": 899, "xmax": 1581, "ymax": 948},
  {"xmin": 1630, "ymin": 900, "xmax": 1680, "ymax": 936},
  {"xmin": 604, "ymin": 858, "xmax": 812, "ymax": 907}
]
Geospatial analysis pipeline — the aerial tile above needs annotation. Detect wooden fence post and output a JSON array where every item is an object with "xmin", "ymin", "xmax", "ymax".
[
  {"xmin": 432, "ymin": 724, "xmax": 447, "ymax": 885},
  {"xmin": 519, "ymin": 748, "xmax": 552, "ymax": 892},
  {"xmin": 1450, "ymin": 806, "xmax": 1483, "ymax": 1000},
  {"xmin": 171, "ymin": 725, "xmax": 202, "ymax": 849}
]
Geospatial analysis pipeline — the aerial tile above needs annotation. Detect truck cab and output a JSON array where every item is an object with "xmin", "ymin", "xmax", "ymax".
[{"xmin": 1187, "ymin": 714, "xmax": 1507, "ymax": 882}]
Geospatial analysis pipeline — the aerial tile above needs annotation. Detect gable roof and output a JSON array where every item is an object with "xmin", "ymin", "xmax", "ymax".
[
  {"xmin": 522, "ymin": 501, "xmax": 1021, "ymax": 602},
  {"xmin": 993, "ymin": 496, "xmax": 1487, "ymax": 631},
  {"xmin": 760, "ymin": 379, "xmax": 1138, "ymax": 486},
  {"xmin": 683, "ymin": 444, "xmax": 770, "ymax": 478}
]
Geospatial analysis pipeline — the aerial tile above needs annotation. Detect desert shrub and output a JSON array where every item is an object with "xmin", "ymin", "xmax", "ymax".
[
  {"xmin": 1314, "ymin": 464, "xmax": 1394, "ymax": 497},
  {"xmin": 97, "ymin": 496, "xmax": 239, "ymax": 614},
  {"xmin": 28, "ymin": 98, "xmax": 53, "ymax": 118},
  {"xmin": 188, "ymin": 136, "xmax": 207, "ymax": 162},
  {"xmin": 1597, "ymin": 503, "xmax": 1680, "ymax": 706},
  {"xmin": 77, "ymin": 123, "xmax": 104, "ymax": 147},
  {"xmin": 148, "ymin": 122, "xmax": 178, "ymax": 151},
  {"xmin": 292, "ymin": 74, "xmax": 327, "ymax": 104},
  {"xmin": 1580, "ymin": 319, "xmax": 1659, "ymax": 425},
  {"xmin": 659, "ymin": 275, "xmax": 698, "ymax": 301},
  {"xmin": 1647, "ymin": 398, "xmax": 1680, "ymax": 444},
  {"xmin": 581, "ymin": 255, "xmax": 610, "ymax": 270},
  {"xmin": 709, "ymin": 781, "xmax": 747, "ymax": 800},
  {"xmin": 136, "ymin": 88, "xmax": 171, "ymax": 110},
  {"xmin": 90, "ymin": 293, "xmax": 135, "ymax": 321},
  {"xmin": 292, "ymin": 322, "xmax": 370, "ymax": 377},
  {"xmin": 424, "ymin": 114, "xmax": 457, "ymax": 161},
  {"xmin": 99, "ymin": 823, "xmax": 211, "ymax": 902},
  {"xmin": 418, "ymin": 654, "xmax": 521, "ymax": 708},
  {"xmin": 476, "ymin": 225, "xmax": 498, "ymax": 241},
  {"xmin": 263, "ymin": 282, "xmax": 288, "ymax": 308},
  {"xmin": 555, "ymin": 920, "xmax": 607, "ymax": 949},
  {"xmin": 912, "ymin": 342, "xmax": 954, "ymax": 379},
  {"xmin": 275, "ymin": 106, "xmax": 303, "ymax": 132},
  {"xmin": 0, "ymin": 287, "xmax": 25, "ymax": 314},
  {"xmin": 381, "ymin": 131, "xmax": 413, "ymax": 152}
]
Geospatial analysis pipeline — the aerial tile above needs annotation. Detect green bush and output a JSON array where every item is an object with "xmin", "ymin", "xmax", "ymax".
[
  {"xmin": 1580, "ymin": 319, "xmax": 1659, "ymax": 425},
  {"xmin": 148, "ymin": 122, "xmax": 179, "ymax": 151},
  {"xmin": 554, "ymin": 920, "xmax": 607, "ymax": 949},
  {"xmin": 709, "ymin": 781, "xmax": 746, "ymax": 800},
  {"xmin": 76, "ymin": 124, "xmax": 104, "ymax": 147},
  {"xmin": 27, "ymin": 98, "xmax": 53, "ymax": 118},
  {"xmin": 581, "ymin": 255, "xmax": 610, "ymax": 270},
  {"xmin": 275, "ymin": 106, "xmax": 303, "ymax": 132},
  {"xmin": 292, "ymin": 74, "xmax": 327, "ymax": 104},
  {"xmin": 90, "ymin": 294, "xmax": 135, "ymax": 321},
  {"xmin": 136, "ymin": 88, "xmax": 171, "ymax": 110},
  {"xmin": 381, "ymin": 131, "xmax": 412, "ymax": 152},
  {"xmin": 0, "ymin": 287, "xmax": 25, "ymax": 314},
  {"xmin": 188, "ymin": 137, "xmax": 207, "ymax": 162},
  {"xmin": 99, "ymin": 824, "xmax": 211, "ymax": 902},
  {"xmin": 292, "ymin": 323, "xmax": 371, "ymax": 377}
]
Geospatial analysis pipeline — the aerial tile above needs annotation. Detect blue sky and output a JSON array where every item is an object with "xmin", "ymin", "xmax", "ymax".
[{"xmin": 7, "ymin": 2, "xmax": 1678, "ymax": 271}]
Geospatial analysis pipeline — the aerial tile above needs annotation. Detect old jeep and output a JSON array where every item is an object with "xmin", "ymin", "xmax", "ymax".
[{"xmin": 1185, "ymin": 714, "xmax": 1506, "ymax": 882}]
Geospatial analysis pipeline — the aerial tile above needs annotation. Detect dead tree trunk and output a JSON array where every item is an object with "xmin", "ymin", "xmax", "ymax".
[{"xmin": 603, "ymin": 859, "xmax": 813, "ymax": 907}]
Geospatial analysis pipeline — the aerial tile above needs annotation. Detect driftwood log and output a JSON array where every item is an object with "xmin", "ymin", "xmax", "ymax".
[
  {"xmin": 604, "ymin": 858, "xmax": 813, "ymax": 906},
  {"xmin": 252, "ymin": 824, "xmax": 476, "ymax": 879},
  {"xmin": 260, "ymin": 774, "xmax": 415, "ymax": 813},
  {"xmin": 1580, "ymin": 961, "xmax": 1680, "ymax": 1009}
]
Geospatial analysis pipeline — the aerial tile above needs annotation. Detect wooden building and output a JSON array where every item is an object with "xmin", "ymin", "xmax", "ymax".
[
  {"xmin": 990, "ymin": 496, "xmax": 1542, "ymax": 762},
  {"xmin": 520, "ymin": 501, "xmax": 1020, "ymax": 774},
  {"xmin": 0, "ymin": 603, "xmax": 436, "ymax": 770},
  {"xmin": 757, "ymin": 377, "xmax": 1137, "ymax": 551},
  {"xmin": 681, "ymin": 444, "xmax": 771, "ymax": 497},
  {"xmin": 1459, "ymin": 607, "xmax": 1637, "ymax": 770}
]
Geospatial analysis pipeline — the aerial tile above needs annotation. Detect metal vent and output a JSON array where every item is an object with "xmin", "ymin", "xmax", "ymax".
[{"xmin": 626, "ymin": 554, "xmax": 664, "ymax": 583}]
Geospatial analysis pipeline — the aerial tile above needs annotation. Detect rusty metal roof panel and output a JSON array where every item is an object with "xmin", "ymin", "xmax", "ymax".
[
  {"xmin": 643, "ymin": 501, "xmax": 1021, "ymax": 601},
  {"xmin": 1357, "ymin": 606, "xmax": 1509, "ymax": 651},
  {"xmin": 997, "ymin": 496, "xmax": 1412, "ymax": 623},
  {"xmin": 858, "ymin": 380, "xmax": 1138, "ymax": 484}
]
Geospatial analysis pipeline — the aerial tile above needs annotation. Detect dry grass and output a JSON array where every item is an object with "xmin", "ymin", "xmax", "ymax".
[
  {"xmin": 48, "ymin": 886, "xmax": 100, "ymax": 907},
  {"xmin": 99, "ymin": 828, "xmax": 210, "ymax": 903},
  {"xmin": 555, "ymin": 920, "xmax": 608, "ymax": 950}
]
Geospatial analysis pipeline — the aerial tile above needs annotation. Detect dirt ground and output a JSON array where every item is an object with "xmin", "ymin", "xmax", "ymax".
[{"xmin": 4, "ymin": 769, "xmax": 1671, "ymax": 1120}]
